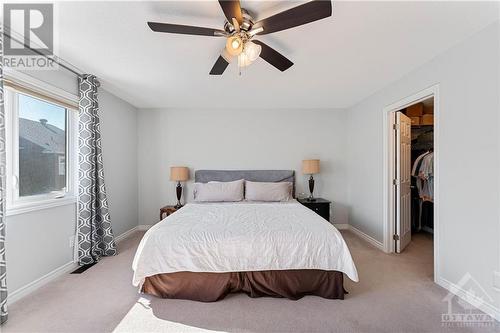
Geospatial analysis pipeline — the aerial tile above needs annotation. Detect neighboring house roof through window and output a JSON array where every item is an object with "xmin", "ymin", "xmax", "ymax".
[{"xmin": 19, "ymin": 118, "xmax": 65, "ymax": 154}]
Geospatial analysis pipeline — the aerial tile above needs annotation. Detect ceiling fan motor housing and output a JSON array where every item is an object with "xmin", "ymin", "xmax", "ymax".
[{"xmin": 224, "ymin": 8, "xmax": 254, "ymax": 33}]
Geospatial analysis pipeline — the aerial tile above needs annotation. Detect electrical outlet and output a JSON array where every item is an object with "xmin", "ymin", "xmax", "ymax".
[
  {"xmin": 494, "ymin": 271, "xmax": 500, "ymax": 292},
  {"xmin": 69, "ymin": 235, "xmax": 75, "ymax": 248}
]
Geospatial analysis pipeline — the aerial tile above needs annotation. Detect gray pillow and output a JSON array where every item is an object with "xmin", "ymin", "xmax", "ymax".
[
  {"xmin": 245, "ymin": 181, "xmax": 293, "ymax": 202},
  {"xmin": 193, "ymin": 179, "xmax": 244, "ymax": 202}
]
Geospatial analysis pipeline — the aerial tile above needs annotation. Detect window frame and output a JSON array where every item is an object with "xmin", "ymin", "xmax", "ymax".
[{"xmin": 4, "ymin": 76, "xmax": 78, "ymax": 216}]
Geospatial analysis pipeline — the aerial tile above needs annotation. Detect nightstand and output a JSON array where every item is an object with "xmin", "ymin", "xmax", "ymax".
[
  {"xmin": 297, "ymin": 198, "xmax": 331, "ymax": 221},
  {"xmin": 160, "ymin": 205, "xmax": 181, "ymax": 220}
]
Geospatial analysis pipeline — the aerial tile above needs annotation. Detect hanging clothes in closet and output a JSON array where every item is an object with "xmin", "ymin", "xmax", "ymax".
[{"xmin": 411, "ymin": 150, "xmax": 434, "ymax": 232}]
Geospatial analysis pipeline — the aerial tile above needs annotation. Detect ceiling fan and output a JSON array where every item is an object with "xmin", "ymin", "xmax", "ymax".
[{"xmin": 147, "ymin": 0, "xmax": 332, "ymax": 75}]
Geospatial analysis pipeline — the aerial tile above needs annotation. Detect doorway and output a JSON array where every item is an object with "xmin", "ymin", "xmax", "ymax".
[
  {"xmin": 395, "ymin": 98, "xmax": 434, "ymax": 252},
  {"xmin": 383, "ymin": 85, "xmax": 440, "ymax": 282}
]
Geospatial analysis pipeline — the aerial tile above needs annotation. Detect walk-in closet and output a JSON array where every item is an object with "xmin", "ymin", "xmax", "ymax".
[{"xmin": 403, "ymin": 99, "xmax": 434, "ymax": 236}]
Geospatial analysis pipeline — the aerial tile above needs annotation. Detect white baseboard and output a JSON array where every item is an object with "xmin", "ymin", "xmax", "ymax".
[
  {"xmin": 334, "ymin": 223, "xmax": 349, "ymax": 230},
  {"xmin": 137, "ymin": 224, "xmax": 153, "ymax": 231},
  {"xmin": 345, "ymin": 226, "xmax": 499, "ymax": 320},
  {"xmin": 437, "ymin": 277, "xmax": 500, "ymax": 322},
  {"xmin": 9, "ymin": 226, "xmax": 143, "ymax": 305},
  {"xmin": 8, "ymin": 261, "xmax": 78, "ymax": 305},
  {"xmin": 348, "ymin": 225, "xmax": 385, "ymax": 251},
  {"xmin": 115, "ymin": 226, "xmax": 138, "ymax": 243}
]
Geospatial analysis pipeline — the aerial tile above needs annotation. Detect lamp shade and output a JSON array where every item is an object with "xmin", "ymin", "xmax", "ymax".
[
  {"xmin": 170, "ymin": 166, "xmax": 189, "ymax": 181},
  {"xmin": 302, "ymin": 159, "xmax": 320, "ymax": 174}
]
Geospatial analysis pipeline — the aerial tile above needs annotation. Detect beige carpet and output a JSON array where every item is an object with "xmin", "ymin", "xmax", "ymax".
[{"xmin": 3, "ymin": 230, "xmax": 498, "ymax": 333}]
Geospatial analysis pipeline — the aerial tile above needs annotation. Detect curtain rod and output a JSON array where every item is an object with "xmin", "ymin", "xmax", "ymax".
[{"xmin": 3, "ymin": 32, "xmax": 101, "ymax": 87}]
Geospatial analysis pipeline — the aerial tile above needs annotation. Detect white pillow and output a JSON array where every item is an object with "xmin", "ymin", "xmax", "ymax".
[
  {"xmin": 193, "ymin": 179, "xmax": 244, "ymax": 202},
  {"xmin": 245, "ymin": 181, "xmax": 293, "ymax": 202}
]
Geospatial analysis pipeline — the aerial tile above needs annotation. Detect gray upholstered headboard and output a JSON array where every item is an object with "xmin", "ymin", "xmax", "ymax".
[{"xmin": 195, "ymin": 170, "xmax": 295, "ymax": 196}]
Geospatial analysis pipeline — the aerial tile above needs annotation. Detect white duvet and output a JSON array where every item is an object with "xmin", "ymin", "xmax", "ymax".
[{"xmin": 132, "ymin": 201, "xmax": 359, "ymax": 287}]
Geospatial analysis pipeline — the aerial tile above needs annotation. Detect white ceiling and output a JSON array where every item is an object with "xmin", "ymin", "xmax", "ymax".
[{"xmin": 55, "ymin": 1, "xmax": 499, "ymax": 109}]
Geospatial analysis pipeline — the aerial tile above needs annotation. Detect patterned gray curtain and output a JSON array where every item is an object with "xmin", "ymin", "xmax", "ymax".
[
  {"xmin": 0, "ymin": 30, "xmax": 8, "ymax": 325},
  {"xmin": 77, "ymin": 75, "xmax": 116, "ymax": 265}
]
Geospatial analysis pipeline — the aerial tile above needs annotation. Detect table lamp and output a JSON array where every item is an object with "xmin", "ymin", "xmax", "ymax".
[
  {"xmin": 170, "ymin": 166, "xmax": 189, "ymax": 208},
  {"xmin": 302, "ymin": 159, "xmax": 320, "ymax": 201}
]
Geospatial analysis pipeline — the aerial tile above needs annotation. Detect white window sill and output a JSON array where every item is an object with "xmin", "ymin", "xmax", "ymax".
[{"xmin": 7, "ymin": 196, "xmax": 77, "ymax": 216}]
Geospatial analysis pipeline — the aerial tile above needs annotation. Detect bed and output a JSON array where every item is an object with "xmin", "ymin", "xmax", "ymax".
[{"xmin": 132, "ymin": 170, "xmax": 358, "ymax": 301}]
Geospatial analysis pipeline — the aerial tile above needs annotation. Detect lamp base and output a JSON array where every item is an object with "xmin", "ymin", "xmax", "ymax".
[
  {"xmin": 308, "ymin": 175, "xmax": 315, "ymax": 202},
  {"xmin": 175, "ymin": 182, "xmax": 183, "ymax": 209}
]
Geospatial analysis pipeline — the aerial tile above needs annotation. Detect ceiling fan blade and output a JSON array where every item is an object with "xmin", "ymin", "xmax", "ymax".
[
  {"xmin": 209, "ymin": 55, "xmax": 231, "ymax": 75},
  {"xmin": 219, "ymin": 0, "xmax": 243, "ymax": 24},
  {"xmin": 253, "ymin": 0, "xmax": 332, "ymax": 35},
  {"xmin": 252, "ymin": 40, "xmax": 293, "ymax": 72},
  {"xmin": 147, "ymin": 22, "xmax": 225, "ymax": 36}
]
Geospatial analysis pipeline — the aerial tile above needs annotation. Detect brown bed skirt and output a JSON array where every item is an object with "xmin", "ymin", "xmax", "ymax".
[{"xmin": 142, "ymin": 270, "xmax": 345, "ymax": 302}]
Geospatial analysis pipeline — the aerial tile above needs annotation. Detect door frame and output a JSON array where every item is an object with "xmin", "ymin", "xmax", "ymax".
[{"xmin": 382, "ymin": 84, "xmax": 440, "ymax": 282}]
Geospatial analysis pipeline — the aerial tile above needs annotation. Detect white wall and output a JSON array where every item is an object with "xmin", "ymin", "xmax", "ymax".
[
  {"xmin": 6, "ymin": 205, "xmax": 76, "ymax": 293},
  {"xmin": 138, "ymin": 108, "xmax": 349, "ymax": 226},
  {"xmin": 347, "ymin": 21, "xmax": 500, "ymax": 312},
  {"xmin": 5, "ymin": 73, "xmax": 139, "ymax": 296},
  {"xmin": 99, "ymin": 89, "xmax": 138, "ymax": 237}
]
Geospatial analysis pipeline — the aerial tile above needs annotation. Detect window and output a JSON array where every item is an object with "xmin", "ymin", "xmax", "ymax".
[{"xmin": 5, "ymin": 82, "xmax": 77, "ymax": 214}]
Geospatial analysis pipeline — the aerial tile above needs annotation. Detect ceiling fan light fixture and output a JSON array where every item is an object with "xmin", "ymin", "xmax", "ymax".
[
  {"xmin": 238, "ymin": 52, "xmax": 252, "ymax": 67},
  {"xmin": 243, "ymin": 41, "xmax": 261, "ymax": 62},
  {"xmin": 226, "ymin": 36, "xmax": 243, "ymax": 56}
]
